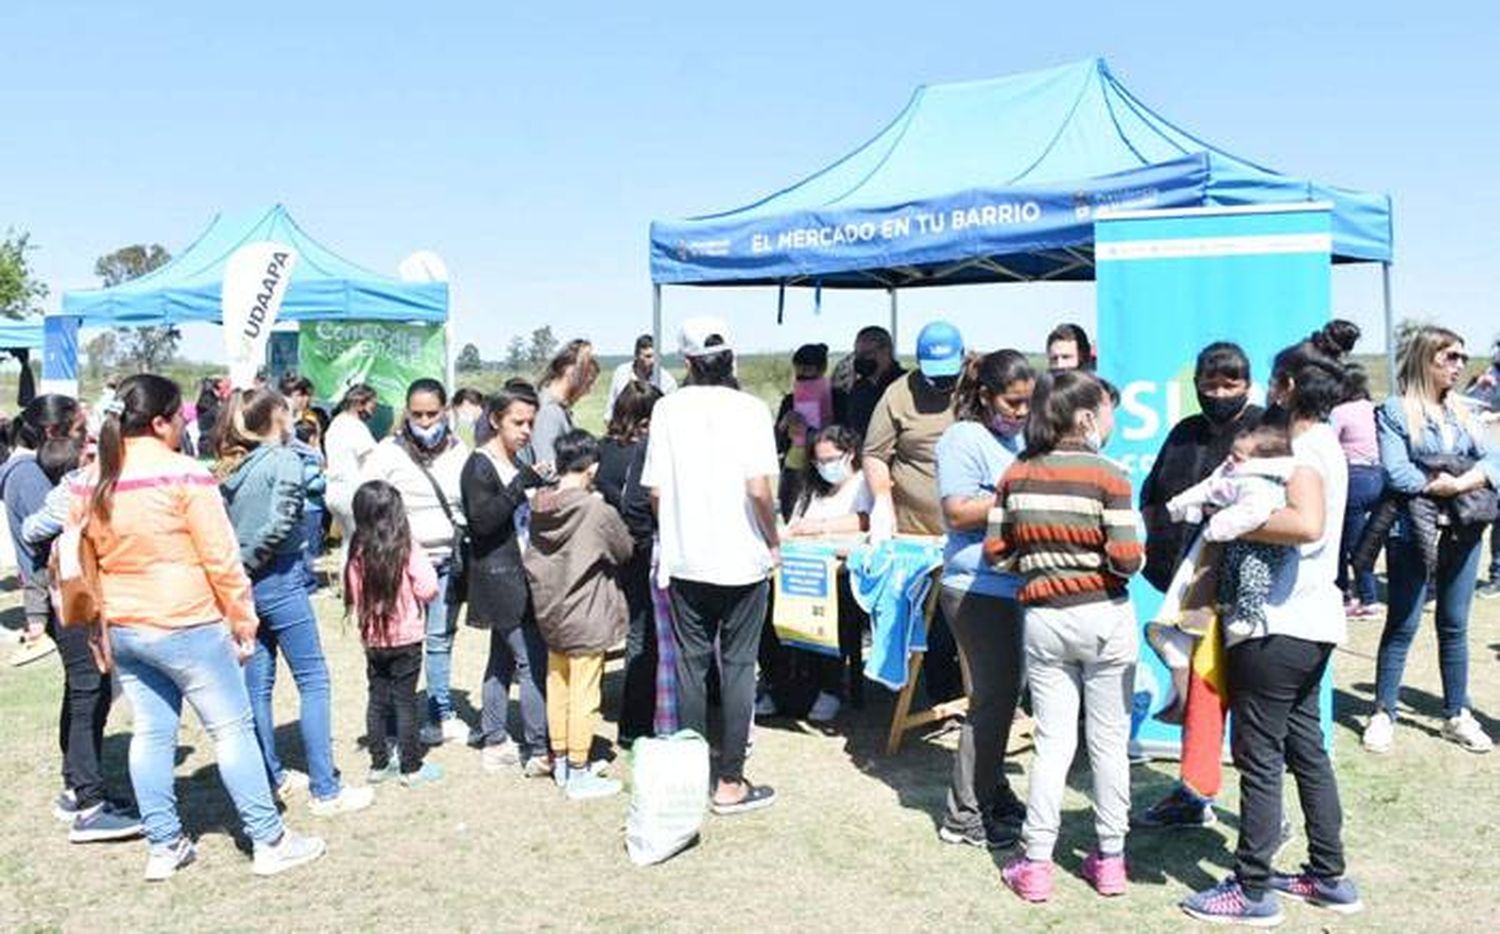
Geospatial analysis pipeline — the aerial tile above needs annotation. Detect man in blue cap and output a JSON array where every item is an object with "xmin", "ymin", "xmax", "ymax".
[
  {"xmin": 864, "ymin": 320, "xmax": 964, "ymax": 538},
  {"xmin": 862, "ymin": 320, "xmax": 966, "ymax": 702}
]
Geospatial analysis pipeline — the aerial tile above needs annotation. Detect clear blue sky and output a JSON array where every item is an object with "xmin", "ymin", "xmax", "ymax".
[{"xmin": 2, "ymin": 2, "xmax": 1494, "ymax": 362}]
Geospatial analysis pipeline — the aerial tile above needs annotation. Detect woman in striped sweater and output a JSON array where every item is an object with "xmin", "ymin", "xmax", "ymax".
[{"xmin": 984, "ymin": 369, "xmax": 1143, "ymax": 903}]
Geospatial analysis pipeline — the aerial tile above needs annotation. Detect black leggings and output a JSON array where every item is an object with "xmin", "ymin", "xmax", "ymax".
[
  {"xmin": 366, "ymin": 644, "xmax": 424, "ymax": 774},
  {"xmin": 1228, "ymin": 635, "xmax": 1346, "ymax": 893}
]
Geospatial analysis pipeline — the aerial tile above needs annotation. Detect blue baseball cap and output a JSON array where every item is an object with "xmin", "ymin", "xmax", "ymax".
[{"xmin": 916, "ymin": 321, "xmax": 964, "ymax": 378}]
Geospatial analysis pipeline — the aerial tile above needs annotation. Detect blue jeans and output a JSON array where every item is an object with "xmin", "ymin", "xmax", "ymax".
[
  {"xmin": 301, "ymin": 502, "xmax": 326, "ymax": 592},
  {"xmin": 425, "ymin": 559, "xmax": 458, "ymax": 723},
  {"xmin": 110, "ymin": 623, "xmax": 283, "ymax": 848},
  {"xmin": 1336, "ymin": 463, "xmax": 1383, "ymax": 605},
  {"xmin": 245, "ymin": 554, "xmax": 340, "ymax": 800},
  {"xmin": 1375, "ymin": 532, "xmax": 1482, "ymax": 719}
]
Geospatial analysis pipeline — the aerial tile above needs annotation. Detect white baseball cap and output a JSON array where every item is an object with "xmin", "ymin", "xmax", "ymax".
[{"xmin": 679, "ymin": 316, "xmax": 733, "ymax": 358}]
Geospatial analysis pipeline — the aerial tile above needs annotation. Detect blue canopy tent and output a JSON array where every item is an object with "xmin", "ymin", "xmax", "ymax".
[
  {"xmin": 649, "ymin": 58, "xmax": 1395, "ymax": 371},
  {"xmin": 62, "ymin": 204, "xmax": 447, "ymax": 326},
  {"xmin": 0, "ymin": 320, "xmax": 43, "ymax": 350}
]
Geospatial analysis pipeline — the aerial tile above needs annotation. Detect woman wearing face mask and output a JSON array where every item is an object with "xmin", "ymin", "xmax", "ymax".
[
  {"xmin": 931, "ymin": 350, "xmax": 1034, "ymax": 850},
  {"xmin": 775, "ymin": 343, "xmax": 843, "ymax": 520},
  {"xmin": 217, "ymin": 388, "xmax": 374, "ymax": 816},
  {"xmin": 529, "ymin": 339, "xmax": 600, "ymax": 466},
  {"xmin": 762, "ymin": 425, "xmax": 872, "ymax": 722},
  {"xmin": 325, "ymin": 383, "xmax": 380, "ymax": 563},
  {"xmin": 361, "ymin": 379, "xmax": 472, "ymax": 746},
  {"xmin": 1140, "ymin": 342, "xmax": 1263, "ymax": 594},
  {"xmin": 1135, "ymin": 343, "xmax": 1265, "ymax": 829}
]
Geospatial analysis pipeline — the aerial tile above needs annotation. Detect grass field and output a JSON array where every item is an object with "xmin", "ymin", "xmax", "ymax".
[{"xmin": 1, "ymin": 568, "xmax": 1498, "ymax": 932}]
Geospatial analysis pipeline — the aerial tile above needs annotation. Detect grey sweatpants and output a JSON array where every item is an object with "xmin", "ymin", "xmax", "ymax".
[{"xmin": 1021, "ymin": 598, "xmax": 1138, "ymax": 861}]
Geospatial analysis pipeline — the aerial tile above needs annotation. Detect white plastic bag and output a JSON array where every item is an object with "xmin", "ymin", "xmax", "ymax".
[{"xmin": 625, "ymin": 730, "xmax": 709, "ymax": 866}]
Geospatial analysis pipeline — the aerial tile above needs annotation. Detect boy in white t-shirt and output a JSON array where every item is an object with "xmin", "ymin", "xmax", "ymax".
[{"xmin": 641, "ymin": 316, "xmax": 782, "ymax": 816}]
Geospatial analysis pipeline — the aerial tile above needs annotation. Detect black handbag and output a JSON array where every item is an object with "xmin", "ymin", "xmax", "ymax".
[{"xmin": 412, "ymin": 456, "xmax": 469, "ymax": 604}]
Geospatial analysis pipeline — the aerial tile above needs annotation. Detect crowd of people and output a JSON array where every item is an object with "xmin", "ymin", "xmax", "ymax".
[{"xmin": 2, "ymin": 313, "xmax": 1497, "ymax": 926}]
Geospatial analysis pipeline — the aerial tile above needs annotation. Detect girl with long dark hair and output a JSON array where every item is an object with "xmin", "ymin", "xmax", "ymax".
[
  {"xmin": 72, "ymin": 374, "xmax": 324, "ymax": 880},
  {"xmin": 346, "ymin": 480, "xmax": 442, "ymax": 786},
  {"xmin": 932, "ymin": 350, "xmax": 1033, "ymax": 850},
  {"xmin": 217, "ymin": 387, "xmax": 372, "ymax": 816},
  {"xmin": 461, "ymin": 381, "xmax": 552, "ymax": 775},
  {"xmin": 595, "ymin": 379, "xmax": 664, "ymax": 745},
  {"xmin": 0, "ymin": 394, "xmax": 141, "ymax": 842},
  {"xmin": 990, "ymin": 369, "xmax": 1141, "ymax": 903}
]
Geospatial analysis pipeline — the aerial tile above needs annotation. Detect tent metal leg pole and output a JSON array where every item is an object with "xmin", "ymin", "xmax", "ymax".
[
  {"xmin": 652, "ymin": 284, "xmax": 662, "ymax": 357},
  {"xmin": 1381, "ymin": 262, "xmax": 1396, "ymax": 390},
  {"xmin": 888, "ymin": 288, "xmax": 899, "ymax": 350}
]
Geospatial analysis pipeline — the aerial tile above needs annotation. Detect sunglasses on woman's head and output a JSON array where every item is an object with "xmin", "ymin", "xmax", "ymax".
[{"xmin": 1440, "ymin": 350, "xmax": 1470, "ymax": 366}]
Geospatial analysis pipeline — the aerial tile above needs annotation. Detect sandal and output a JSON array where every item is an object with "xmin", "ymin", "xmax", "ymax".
[{"xmin": 710, "ymin": 781, "xmax": 777, "ymax": 816}]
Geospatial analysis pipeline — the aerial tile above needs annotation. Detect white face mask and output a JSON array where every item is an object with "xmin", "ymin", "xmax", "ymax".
[{"xmin": 816, "ymin": 456, "xmax": 851, "ymax": 486}]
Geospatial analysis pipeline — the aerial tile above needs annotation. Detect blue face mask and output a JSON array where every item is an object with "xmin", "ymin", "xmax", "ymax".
[{"xmin": 410, "ymin": 419, "xmax": 447, "ymax": 448}]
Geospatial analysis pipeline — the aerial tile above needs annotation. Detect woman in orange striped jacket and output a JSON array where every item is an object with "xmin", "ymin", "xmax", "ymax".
[
  {"xmin": 984, "ymin": 369, "xmax": 1143, "ymax": 904},
  {"xmin": 70, "ymin": 374, "xmax": 324, "ymax": 882}
]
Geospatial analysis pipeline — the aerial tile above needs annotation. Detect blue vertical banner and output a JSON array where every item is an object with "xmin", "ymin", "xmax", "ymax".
[
  {"xmin": 1094, "ymin": 204, "xmax": 1333, "ymax": 758},
  {"xmin": 41, "ymin": 314, "xmax": 80, "ymax": 397}
]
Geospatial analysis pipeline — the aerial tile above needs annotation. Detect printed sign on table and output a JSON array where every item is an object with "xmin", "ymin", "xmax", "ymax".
[{"xmin": 773, "ymin": 543, "xmax": 841, "ymax": 657}]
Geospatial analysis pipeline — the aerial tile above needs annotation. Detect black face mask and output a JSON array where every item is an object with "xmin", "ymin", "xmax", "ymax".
[
  {"xmin": 853, "ymin": 356, "xmax": 879, "ymax": 379},
  {"xmin": 1197, "ymin": 392, "xmax": 1248, "ymax": 425},
  {"xmin": 924, "ymin": 373, "xmax": 959, "ymax": 395}
]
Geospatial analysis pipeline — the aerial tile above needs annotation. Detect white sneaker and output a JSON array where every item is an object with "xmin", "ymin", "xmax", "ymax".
[
  {"xmin": 419, "ymin": 719, "xmax": 468, "ymax": 746},
  {"xmin": 252, "ymin": 829, "xmax": 327, "ymax": 877},
  {"xmin": 307, "ymin": 785, "xmax": 375, "ymax": 817},
  {"xmin": 1362, "ymin": 710, "xmax": 1394, "ymax": 754},
  {"xmin": 807, "ymin": 691, "xmax": 842, "ymax": 723},
  {"xmin": 275, "ymin": 770, "xmax": 310, "ymax": 799},
  {"xmin": 1442, "ymin": 709, "xmax": 1493, "ymax": 754},
  {"xmin": 480, "ymin": 740, "xmax": 520, "ymax": 772},
  {"xmin": 144, "ymin": 837, "xmax": 196, "ymax": 882}
]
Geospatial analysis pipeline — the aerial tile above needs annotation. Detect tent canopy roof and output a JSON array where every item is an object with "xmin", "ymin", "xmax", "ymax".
[
  {"xmin": 62, "ymin": 205, "xmax": 447, "ymax": 325},
  {"xmin": 650, "ymin": 58, "xmax": 1392, "ymax": 288}
]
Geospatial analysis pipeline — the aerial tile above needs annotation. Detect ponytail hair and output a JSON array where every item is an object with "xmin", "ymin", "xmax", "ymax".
[
  {"xmin": 1021, "ymin": 369, "xmax": 1108, "ymax": 460},
  {"xmin": 1271, "ymin": 339, "xmax": 1349, "ymax": 423},
  {"xmin": 213, "ymin": 387, "xmax": 288, "ymax": 480},
  {"xmin": 952, "ymin": 349, "xmax": 1033, "ymax": 422},
  {"xmin": 91, "ymin": 374, "xmax": 182, "ymax": 522},
  {"xmin": 1311, "ymin": 319, "xmax": 1361, "ymax": 361}
]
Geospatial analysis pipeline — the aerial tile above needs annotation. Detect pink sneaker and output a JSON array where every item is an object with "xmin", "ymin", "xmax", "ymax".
[
  {"xmin": 1082, "ymin": 849, "xmax": 1128, "ymax": 896},
  {"xmin": 1001, "ymin": 856, "xmax": 1054, "ymax": 902}
]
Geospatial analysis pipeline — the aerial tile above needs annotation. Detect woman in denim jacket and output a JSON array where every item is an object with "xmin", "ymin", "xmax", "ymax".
[{"xmin": 1364, "ymin": 325, "xmax": 1500, "ymax": 755}]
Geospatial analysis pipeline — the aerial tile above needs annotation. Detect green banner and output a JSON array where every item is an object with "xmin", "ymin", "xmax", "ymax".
[{"xmin": 298, "ymin": 320, "xmax": 446, "ymax": 421}]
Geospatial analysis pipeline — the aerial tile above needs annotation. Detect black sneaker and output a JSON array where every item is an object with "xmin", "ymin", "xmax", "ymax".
[
  {"xmin": 988, "ymin": 786, "xmax": 1027, "ymax": 835},
  {"xmin": 1132, "ymin": 785, "xmax": 1216, "ymax": 829},
  {"xmin": 69, "ymin": 802, "xmax": 144, "ymax": 843},
  {"xmin": 1476, "ymin": 580, "xmax": 1500, "ymax": 600},
  {"xmin": 53, "ymin": 789, "xmax": 80, "ymax": 824},
  {"xmin": 938, "ymin": 816, "xmax": 1019, "ymax": 850}
]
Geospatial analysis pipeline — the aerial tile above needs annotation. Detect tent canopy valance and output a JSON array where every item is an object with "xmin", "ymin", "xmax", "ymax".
[
  {"xmin": 650, "ymin": 58, "xmax": 1393, "ymax": 288},
  {"xmin": 0, "ymin": 320, "xmax": 43, "ymax": 350},
  {"xmin": 62, "ymin": 204, "xmax": 447, "ymax": 326}
]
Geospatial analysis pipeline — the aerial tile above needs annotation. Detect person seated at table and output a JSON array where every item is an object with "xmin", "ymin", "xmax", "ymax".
[{"xmin": 757, "ymin": 425, "xmax": 871, "ymax": 723}]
